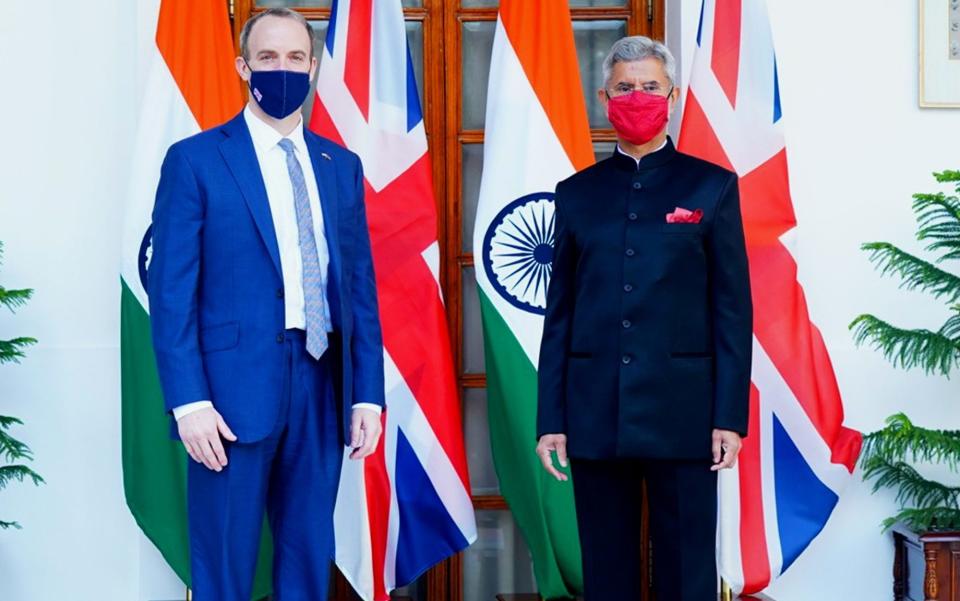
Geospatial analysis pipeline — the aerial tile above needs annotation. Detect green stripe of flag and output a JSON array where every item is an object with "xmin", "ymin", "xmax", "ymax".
[{"xmin": 479, "ymin": 289, "xmax": 582, "ymax": 599}]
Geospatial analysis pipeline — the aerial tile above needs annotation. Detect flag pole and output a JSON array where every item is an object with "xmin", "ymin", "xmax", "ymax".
[{"xmin": 721, "ymin": 579, "xmax": 733, "ymax": 601}]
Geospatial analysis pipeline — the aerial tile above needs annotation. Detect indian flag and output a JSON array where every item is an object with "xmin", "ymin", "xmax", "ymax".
[
  {"xmin": 119, "ymin": 0, "xmax": 272, "ymax": 595},
  {"xmin": 472, "ymin": 1, "xmax": 594, "ymax": 598}
]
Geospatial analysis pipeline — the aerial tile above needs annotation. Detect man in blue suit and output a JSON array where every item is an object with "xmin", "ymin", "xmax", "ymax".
[{"xmin": 147, "ymin": 8, "xmax": 385, "ymax": 600}]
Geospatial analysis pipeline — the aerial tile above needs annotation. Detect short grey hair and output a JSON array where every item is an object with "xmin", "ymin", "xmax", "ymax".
[
  {"xmin": 240, "ymin": 8, "xmax": 315, "ymax": 61},
  {"xmin": 602, "ymin": 36, "xmax": 677, "ymax": 88}
]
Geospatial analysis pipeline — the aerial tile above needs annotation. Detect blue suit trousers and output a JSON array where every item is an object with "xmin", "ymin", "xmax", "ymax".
[{"xmin": 187, "ymin": 329, "xmax": 343, "ymax": 601}]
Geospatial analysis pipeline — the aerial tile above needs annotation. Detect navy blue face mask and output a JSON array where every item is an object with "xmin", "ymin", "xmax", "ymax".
[{"xmin": 245, "ymin": 60, "xmax": 311, "ymax": 120}]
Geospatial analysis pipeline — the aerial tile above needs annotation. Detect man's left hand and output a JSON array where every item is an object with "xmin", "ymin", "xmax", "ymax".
[
  {"xmin": 349, "ymin": 407, "xmax": 383, "ymax": 460},
  {"xmin": 711, "ymin": 429, "xmax": 742, "ymax": 471}
]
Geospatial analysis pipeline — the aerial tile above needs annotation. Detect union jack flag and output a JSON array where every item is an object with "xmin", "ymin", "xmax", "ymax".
[
  {"xmin": 309, "ymin": 1, "xmax": 477, "ymax": 599},
  {"xmin": 677, "ymin": 0, "xmax": 863, "ymax": 595}
]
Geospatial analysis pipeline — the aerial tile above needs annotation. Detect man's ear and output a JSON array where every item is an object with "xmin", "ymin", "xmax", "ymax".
[
  {"xmin": 235, "ymin": 56, "xmax": 251, "ymax": 82},
  {"xmin": 597, "ymin": 88, "xmax": 609, "ymax": 111},
  {"xmin": 668, "ymin": 86, "xmax": 680, "ymax": 113}
]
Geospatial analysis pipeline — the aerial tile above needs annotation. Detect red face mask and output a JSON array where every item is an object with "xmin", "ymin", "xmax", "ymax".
[{"xmin": 606, "ymin": 90, "xmax": 671, "ymax": 145}]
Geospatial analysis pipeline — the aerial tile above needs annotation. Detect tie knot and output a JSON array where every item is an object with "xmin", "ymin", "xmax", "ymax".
[{"xmin": 278, "ymin": 138, "xmax": 296, "ymax": 155}]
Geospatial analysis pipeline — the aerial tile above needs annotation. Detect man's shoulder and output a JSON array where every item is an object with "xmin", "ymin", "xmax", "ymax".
[
  {"xmin": 553, "ymin": 157, "xmax": 630, "ymax": 216},
  {"xmin": 556, "ymin": 158, "xmax": 615, "ymax": 195},
  {"xmin": 166, "ymin": 116, "xmax": 238, "ymax": 158},
  {"xmin": 672, "ymin": 150, "xmax": 737, "ymax": 184}
]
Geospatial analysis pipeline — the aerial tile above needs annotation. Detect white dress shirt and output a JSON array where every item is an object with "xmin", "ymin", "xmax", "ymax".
[{"xmin": 173, "ymin": 106, "xmax": 381, "ymax": 420}]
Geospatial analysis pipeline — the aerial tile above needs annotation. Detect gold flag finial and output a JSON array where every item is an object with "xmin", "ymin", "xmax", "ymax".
[{"xmin": 721, "ymin": 579, "xmax": 734, "ymax": 601}]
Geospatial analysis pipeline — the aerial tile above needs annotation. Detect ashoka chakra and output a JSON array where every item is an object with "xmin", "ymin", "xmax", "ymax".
[{"xmin": 482, "ymin": 192, "xmax": 556, "ymax": 316}]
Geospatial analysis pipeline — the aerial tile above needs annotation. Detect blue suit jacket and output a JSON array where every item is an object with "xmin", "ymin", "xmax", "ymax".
[{"xmin": 148, "ymin": 111, "xmax": 385, "ymax": 444}]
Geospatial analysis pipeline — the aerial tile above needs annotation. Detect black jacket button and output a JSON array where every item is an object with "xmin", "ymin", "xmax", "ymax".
[
  {"xmin": 622, "ymin": 320, "xmax": 632, "ymax": 329},
  {"xmin": 632, "ymin": 182, "xmax": 642, "ymax": 190},
  {"xmin": 624, "ymin": 284, "xmax": 634, "ymax": 292},
  {"xmin": 621, "ymin": 355, "xmax": 632, "ymax": 365},
  {"xmin": 276, "ymin": 333, "xmax": 285, "ymax": 343},
  {"xmin": 628, "ymin": 212, "xmax": 638, "ymax": 221},
  {"xmin": 625, "ymin": 248, "xmax": 635, "ymax": 257}
]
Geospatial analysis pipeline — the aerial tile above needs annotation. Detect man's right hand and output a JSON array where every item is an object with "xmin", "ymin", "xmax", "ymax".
[
  {"xmin": 536, "ymin": 434, "xmax": 569, "ymax": 482},
  {"xmin": 177, "ymin": 407, "xmax": 237, "ymax": 472}
]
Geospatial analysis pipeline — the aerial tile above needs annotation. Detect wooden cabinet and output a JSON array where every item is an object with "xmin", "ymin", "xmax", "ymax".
[{"xmin": 893, "ymin": 527, "xmax": 960, "ymax": 601}]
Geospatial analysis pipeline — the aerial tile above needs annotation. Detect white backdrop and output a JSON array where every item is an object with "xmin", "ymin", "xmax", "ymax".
[
  {"xmin": 0, "ymin": 1, "xmax": 183, "ymax": 600},
  {"xmin": 0, "ymin": 1, "xmax": 957, "ymax": 600}
]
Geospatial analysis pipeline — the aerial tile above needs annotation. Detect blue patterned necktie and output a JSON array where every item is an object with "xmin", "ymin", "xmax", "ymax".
[{"xmin": 278, "ymin": 138, "xmax": 329, "ymax": 359}]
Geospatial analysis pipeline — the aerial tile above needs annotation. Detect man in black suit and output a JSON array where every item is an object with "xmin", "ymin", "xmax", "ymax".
[{"xmin": 536, "ymin": 36, "xmax": 752, "ymax": 600}]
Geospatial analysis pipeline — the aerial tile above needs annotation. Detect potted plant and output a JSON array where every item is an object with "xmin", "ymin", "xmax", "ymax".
[
  {"xmin": 0, "ymin": 240, "xmax": 42, "ymax": 529},
  {"xmin": 851, "ymin": 170, "xmax": 960, "ymax": 600}
]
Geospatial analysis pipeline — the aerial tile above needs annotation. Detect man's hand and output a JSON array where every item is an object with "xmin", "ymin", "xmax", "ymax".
[
  {"xmin": 536, "ymin": 434, "xmax": 569, "ymax": 482},
  {"xmin": 349, "ymin": 407, "xmax": 383, "ymax": 460},
  {"xmin": 711, "ymin": 428, "xmax": 742, "ymax": 471},
  {"xmin": 177, "ymin": 407, "xmax": 237, "ymax": 472}
]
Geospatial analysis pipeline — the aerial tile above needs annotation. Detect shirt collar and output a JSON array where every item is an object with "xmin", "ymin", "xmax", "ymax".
[{"xmin": 243, "ymin": 104, "xmax": 308, "ymax": 156}]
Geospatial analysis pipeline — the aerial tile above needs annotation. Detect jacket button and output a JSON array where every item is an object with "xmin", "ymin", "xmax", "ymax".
[
  {"xmin": 628, "ymin": 212, "xmax": 638, "ymax": 221},
  {"xmin": 276, "ymin": 288, "xmax": 284, "ymax": 299},
  {"xmin": 624, "ymin": 284, "xmax": 634, "ymax": 292},
  {"xmin": 276, "ymin": 333, "xmax": 285, "ymax": 343},
  {"xmin": 632, "ymin": 182, "xmax": 642, "ymax": 190},
  {"xmin": 622, "ymin": 320, "xmax": 632, "ymax": 329},
  {"xmin": 621, "ymin": 355, "xmax": 632, "ymax": 365},
  {"xmin": 625, "ymin": 248, "xmax": 635, "ymax": 257}
]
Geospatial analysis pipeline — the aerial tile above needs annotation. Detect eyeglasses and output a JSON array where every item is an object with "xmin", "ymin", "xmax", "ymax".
[{"xmin": 606, "ymin": 82, "xmax": 673, "ymax": 98}]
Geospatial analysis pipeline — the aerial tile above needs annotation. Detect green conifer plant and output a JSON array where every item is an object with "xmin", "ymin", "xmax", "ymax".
[
  {"xmin": 0, "ymin": 240, "xmax": 42, "ymax": 529},
  {"xmin": 851, "ymin": 170, "xmax": 960, "ymax": 532}
]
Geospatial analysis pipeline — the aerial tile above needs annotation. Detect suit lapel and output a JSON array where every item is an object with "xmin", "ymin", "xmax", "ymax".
[
  {"xmin": 305, "ymin": 135, "xmax": 342, "ymax": 293},
  {"xmin": 218, "ymin": 114, "xmax": 283, "ymax": 278}
]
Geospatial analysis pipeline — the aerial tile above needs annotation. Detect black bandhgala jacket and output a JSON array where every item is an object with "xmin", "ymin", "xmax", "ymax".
[{"xmin": 537, "ymin": 138, "xmax": 752, "ymax": 460}]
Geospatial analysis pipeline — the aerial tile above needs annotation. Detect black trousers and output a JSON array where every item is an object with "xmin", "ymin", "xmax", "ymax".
[{"xmin": 570, "ymin": 458, "xmax": 718, "ymax": 601}]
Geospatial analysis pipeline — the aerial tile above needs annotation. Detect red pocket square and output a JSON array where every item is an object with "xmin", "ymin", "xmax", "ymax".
[{"xmin": 665, "ymin": 207, "xmax": 703, "ymax": 224}]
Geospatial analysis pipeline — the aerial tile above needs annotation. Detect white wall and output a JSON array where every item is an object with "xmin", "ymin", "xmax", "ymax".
[
  {"xmin": 0, "ymin": 2, "xmax": 182, "ymax": 600},
  {"xmin": 0, "ymin": 1, "xmax": 957, "ymax": 600},
  {"xmin": 669, "ymin": 0, "xmax": 960, "ymax": 599}
]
